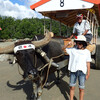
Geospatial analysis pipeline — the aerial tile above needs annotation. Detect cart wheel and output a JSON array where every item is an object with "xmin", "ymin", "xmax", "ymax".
[{"xmin": 95, "ymin": 44, "xmax": 100, "ymax": 69}]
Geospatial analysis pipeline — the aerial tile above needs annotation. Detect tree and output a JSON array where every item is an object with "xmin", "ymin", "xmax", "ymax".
[{"xmin": 1, "ymin": 16, "xmax": 99, "ymax": 39}]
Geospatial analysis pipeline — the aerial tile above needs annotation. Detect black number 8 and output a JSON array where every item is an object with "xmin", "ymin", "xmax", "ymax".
[{"xmin": 60, "ymin": 0, "xmax": 64, "ymax": 7}]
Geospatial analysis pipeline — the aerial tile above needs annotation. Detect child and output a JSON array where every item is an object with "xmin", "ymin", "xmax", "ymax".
[{"xmin": 62, "ymin": 35, "xmax": 92, "ymax": 100}]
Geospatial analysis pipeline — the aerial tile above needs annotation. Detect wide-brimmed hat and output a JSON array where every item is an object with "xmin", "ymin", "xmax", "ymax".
[
  {"xmin": 74, "ymin": 35, "xmax": 86, "ymax": 42},
  {"xmin": 74, "ymin": 35, "xmax": 87, "ymax": 46}
]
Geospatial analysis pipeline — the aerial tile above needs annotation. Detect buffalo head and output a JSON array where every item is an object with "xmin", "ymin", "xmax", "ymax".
[{"xmin": 0, "ymin": 31, "xmax": 53, "ymax": 80}]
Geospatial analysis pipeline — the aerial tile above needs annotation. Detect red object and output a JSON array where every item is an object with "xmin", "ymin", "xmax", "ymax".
[
  {"xmin": 0, "ymin": 27, "xmax": 2, "ymax": 30},
  {"xmin": 83, "ymin": 0, "xmax": 100, "ymax": 4},
  {"xmin": 74, "ymin": 36, "xmax": 77, "ymax": 39},
  {"xmin": 83, "ymin": 0, "xmax": 100, "ymax": 16},
  {"xmin": 30, "ymin": 0, "xmax": 51, "ymax": 10},
  {"xmin": 24, "ymin": 46, "xmax": 27, "ymax": 48}
]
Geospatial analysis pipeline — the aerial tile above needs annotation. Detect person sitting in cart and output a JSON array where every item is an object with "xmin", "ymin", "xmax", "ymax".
[
  {"xmin": 68, "ymin": 13, "xmax": 92, "ymax": 43},
  {"xmin": 62, "ymin": 35, "xmax": 92, "ymax": 100}
]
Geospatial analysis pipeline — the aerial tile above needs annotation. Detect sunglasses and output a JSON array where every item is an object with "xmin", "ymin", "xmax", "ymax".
[
  {"xmin": 76, "ymin": 42, "xmax": 83, "ymax": 45},
  {"xmin": 77, "ymin": 14, "xmax": 83, "ymax": 17}
]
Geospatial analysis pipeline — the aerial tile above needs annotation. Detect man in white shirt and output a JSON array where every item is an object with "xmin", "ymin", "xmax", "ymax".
[
  {"xmin": 69, "ymin": 14, "xmax": 92, "ymax": 42},
  {"xmin": 62, "ymin": 35, "xmax": 92, "ymax": 100}
]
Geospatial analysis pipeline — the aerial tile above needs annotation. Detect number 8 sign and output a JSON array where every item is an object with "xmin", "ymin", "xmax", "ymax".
[{"xmin": 60, "ymin": 0, "xmax": 64, "ymax": 7}]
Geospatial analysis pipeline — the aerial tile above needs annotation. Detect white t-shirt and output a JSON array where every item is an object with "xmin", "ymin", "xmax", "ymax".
[
  {"xmin": 73, "ymin": 19, "xmax": 92, "ymax": 35},
  {"xmin": 66, "ymin": 48, "xmax": 92, "ymax": 74}
]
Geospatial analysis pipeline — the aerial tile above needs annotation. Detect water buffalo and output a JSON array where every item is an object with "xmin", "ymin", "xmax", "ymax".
[{"xmin": 0, "ymin": 30, "xmax": 66, "ymax": 100}]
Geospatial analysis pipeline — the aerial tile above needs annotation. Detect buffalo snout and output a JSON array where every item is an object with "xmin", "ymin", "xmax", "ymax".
[{"xmin": 28, "ymin": 69, "xmax": 39, "ymax": 80}]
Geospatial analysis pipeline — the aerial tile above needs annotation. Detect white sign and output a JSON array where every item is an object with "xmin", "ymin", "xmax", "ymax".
[{"xmin": 34, "ymin": 0, "xmax": 94, "ymax": 12}]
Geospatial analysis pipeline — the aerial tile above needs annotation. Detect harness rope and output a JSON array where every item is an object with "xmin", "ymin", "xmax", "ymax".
[
  {"xmin": 41, "ymin": 58, "xmax": 53, "ymax": 89},
  {"xmin": 17, "ymin": 53, "xmax": 64, "ymax": 88},
  {"xmin": 17, "ymin": 64, "xmax": 23, "ymax": 76},
  {"xmin": 38, "ymin": 53, "xmax": 64, "ymax": 89},
  {"xmin": 38, "ymin": 53, "xmax": 64, "ymax": 71}
]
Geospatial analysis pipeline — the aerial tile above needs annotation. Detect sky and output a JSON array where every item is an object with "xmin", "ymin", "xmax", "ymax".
[{"xmin": 0, "ymin": 0, "xmax": 44, "ymax": 19}]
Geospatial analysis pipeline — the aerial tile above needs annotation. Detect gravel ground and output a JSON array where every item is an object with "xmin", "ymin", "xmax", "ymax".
[{"xmin": 0, "ymin": 61, "xmax": 100, "ymax": 100}]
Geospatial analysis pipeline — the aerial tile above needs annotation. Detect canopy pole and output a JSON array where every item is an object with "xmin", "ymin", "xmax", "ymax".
[
  {"xmin": 96, "ymin": 26, "xmax": 98, "ymax": 38},
  {"xmin": 44, "ymin": 16, "xmax": 46, "ymax": 35},
  {"xmin": 91, "ymin": 14, "xmax": 94, "ymax": 43},
  {"xmin": 94, "ymin": 22, "xmax": 96, "ymax": 43},
  {"xmin": 87, "ymin": 10, "xmax": 90, "ymax": 20},
  {"xmin": 50, "ymin": 18, "xmax": 52, "ymax": 32},
  {"xmin": 66, "ymin": 26, "xmax": 68, "ymax": 37},
  {"xmin": 59, "ymin": 22, "xmax": 61, "ymax": 36},
  {"xmin": 89, "ymin": 12, "xmax": 92, "ymax": 27},
  {"xmin": 93, "ymin": 13, "xmax": 99, "ymax": 43},
  {"xmin": 98, "ymin": 4, "xmax": 100, "ymax": 16}
]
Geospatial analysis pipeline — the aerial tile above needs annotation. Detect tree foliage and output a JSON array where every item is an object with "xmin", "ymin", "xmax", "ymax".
[{"xmin": 0, "ymin": 16, "xmax": 99, "ymax": 39}]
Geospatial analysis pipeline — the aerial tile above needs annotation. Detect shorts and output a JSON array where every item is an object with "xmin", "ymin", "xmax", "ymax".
[
  {"xmin": 84, "ymin": 34, "xmax": 92, "ymax": 42},
  {"xmin": 69, "ymin": 70, "xmax": 86, "ymax": 89}
]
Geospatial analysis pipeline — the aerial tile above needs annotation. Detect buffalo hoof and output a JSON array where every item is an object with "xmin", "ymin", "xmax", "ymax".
[
  {"xmin": 44, "ymin": 82, "xmax": 50, "ymax": 88},
  {"xmin": 28, "ymin": 94, "xmax": 37, "ymax": 100},
  {"xmin": 29, "ymin": 96, "xmax": 37, "ymax": 100},
  {"xmin": 55, "ymin": 79, "xmax": 61, "ymax": 84}
]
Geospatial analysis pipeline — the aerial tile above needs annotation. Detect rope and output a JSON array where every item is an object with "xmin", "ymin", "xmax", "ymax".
[
  {"xmin": 52, "ymin": 53, "xmax": 64, "ymax": 59},
  {"xmin": 39, "ymin": 53, "xmax": 64, "ymax": 88},
  {"xmin": 38, "ymin": 53, "xmax": 64, "ymax": 71},
  {"xmin": 35, "ymin": 54, "xmax": 37, "ymax": 67},
  {"xmin": 38, "ymin": 63, "xmax": 49, "ymax": 71},
  {"xmin": 17, "ymin": 53, "xmax": 64, "ymax": 89},
  {"xmin": 17, "ymin": 64, "xmax": 23, "ymax": 76},
  {"xmin": 41, "ymin": 58, "xmax": 53, "ymax": 89}
]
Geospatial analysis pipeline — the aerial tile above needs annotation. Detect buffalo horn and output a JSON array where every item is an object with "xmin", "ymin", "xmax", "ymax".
[
  {"xmin": 32, "ymin": 30, "xmax": 53, "ymax": 47},
  {"xmin": 0, "ymin": 30, "xmax": 53, "ymax": 53},
  {"xmin": 0, "ymin": 42, "xmax": 14, "ymax": 54}
]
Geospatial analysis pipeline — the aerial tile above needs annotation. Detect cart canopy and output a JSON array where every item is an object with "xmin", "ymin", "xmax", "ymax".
[{"xmin": 30, "ymin": 0, "xmax": 100, "ymax": 26}]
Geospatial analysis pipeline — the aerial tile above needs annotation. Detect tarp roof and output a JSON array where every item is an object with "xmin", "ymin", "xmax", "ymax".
[
  {"xmin": 30, "ymin": 0, "xmax": 100, "ymax": 26},
  {"xmin": 83, "ymin": 0, "xmax": 100, "ymax": 16},
  {"xmin": 30, "ymin": 0, "xmax": 94, "ymax": 12},
  {"xmin": 83, "ymin": 0, "xmax": 100, "ymax": 4}
]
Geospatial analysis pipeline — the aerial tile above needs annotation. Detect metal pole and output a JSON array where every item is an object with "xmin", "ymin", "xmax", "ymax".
[
  {"xmin": 87, "ymin": 10, "xmax": 90, "ymax": 20},
  {"xmin": 66, "ymin": 26, "xmax": 68, "ymax": 37},
  {"xmin": 59, "ymin": 22, "xmax": 61, "ymax": 36},
  {"xmin": 50, "ymin": 18, "xmax": 52, "ymax": 32},
  {"xmin": 91, "ymin": 15, "xmax": 94, "ymax": 43},
  {"xmin": 44, "ymin": 16, "xmax": 46, "ymax": 35}
]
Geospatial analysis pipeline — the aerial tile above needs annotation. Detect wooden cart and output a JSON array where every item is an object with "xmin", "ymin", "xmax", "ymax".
[{"xmin": 30, "ymin": 0, "xmax": 100, "ymax": 69}]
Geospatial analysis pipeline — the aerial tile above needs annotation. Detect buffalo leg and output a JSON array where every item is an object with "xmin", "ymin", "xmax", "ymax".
[
  {"xmin": 37, "ymin": 85, "xmax": 42, "ymax": 100},
  {"xmin": 56, "ymin": 70, "xmax": 60, "ymax": 84},
  {"xmin": 31, "ymin": 80, "xmax": 42, "ymax": 100},
  {"xmin": 31, "ymin": 82, "xmax": 38, "ymax": 100}
]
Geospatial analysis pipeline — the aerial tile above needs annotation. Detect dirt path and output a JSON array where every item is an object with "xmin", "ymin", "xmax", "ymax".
[
  {"xmin": 0, "ymin": 61, "xmax": 100, "ymax": 100},
  {"xmin": 0, "ymin": 38, "xmax": 100, "ymax": 100}
]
